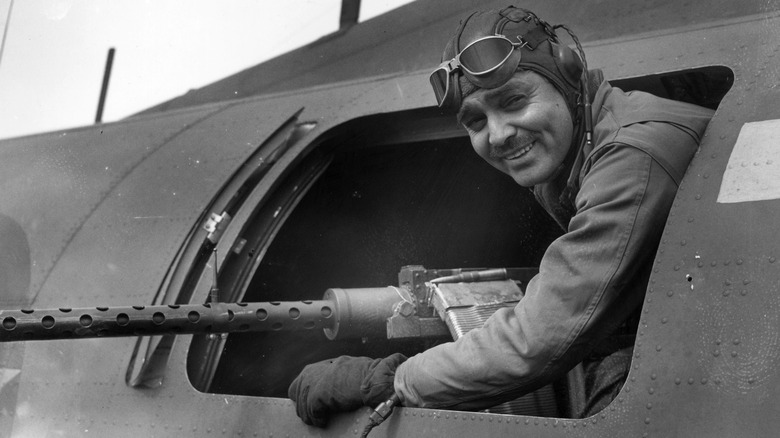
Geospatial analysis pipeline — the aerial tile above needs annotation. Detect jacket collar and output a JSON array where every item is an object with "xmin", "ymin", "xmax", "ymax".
[{"xmin": 559, "ymin": 69, "xmax": 606, "ymax": 213}]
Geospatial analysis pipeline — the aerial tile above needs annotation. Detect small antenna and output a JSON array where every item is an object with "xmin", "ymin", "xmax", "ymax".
[
  {"xmin": 339, "ymin": 0, "xmax": 360, "ymax": 29},
  {"xmin": 95, "ymin": 47, "xmax": 115, "ymax": 123}
]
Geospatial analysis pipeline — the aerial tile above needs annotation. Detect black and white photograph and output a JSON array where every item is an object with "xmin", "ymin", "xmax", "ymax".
[{"xmin": 0, "ymin": 1, "xmax": 779, "ymax": 436}]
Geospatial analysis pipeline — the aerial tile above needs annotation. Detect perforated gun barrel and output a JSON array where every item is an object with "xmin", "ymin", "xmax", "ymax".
[
  {"xmin": 0, "ymin": 301, "xmax": 338, "ymax": 342},
  {"xmin": 0, "ymin": 285, "xmax": 412, "ymax": 342}
]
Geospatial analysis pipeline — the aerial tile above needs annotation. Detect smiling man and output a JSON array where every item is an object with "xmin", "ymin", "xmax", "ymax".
[
  {"xmin": 459, "ymin": 72, "xmax": 574, "ymax": 187},
  {"xmin": 289, "ymin": 6, "xmax": 714, "ymax": 425}
]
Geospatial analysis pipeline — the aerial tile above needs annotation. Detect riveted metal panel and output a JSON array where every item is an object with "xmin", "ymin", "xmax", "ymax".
[
  {"xmin": 5, "ymin": 100, "xmax": 303, "ymax": 436},
  {"xmin": 625, "ymin": 14, "xmax": 780, "ymax": 438},
  {"xmin": 0, "ymin": 105, "xmax": 225, "ymax": 308},
  {"xmin": 6, "ymin": 7, "xmax": 780, "ymax": 438},
  {"xmin": 35, "ymin": 99, "xmax": 302, "ymax": 309},
  {"xmin": 0, "ymin": 98, "xmax": 302, "ymax": 311}
]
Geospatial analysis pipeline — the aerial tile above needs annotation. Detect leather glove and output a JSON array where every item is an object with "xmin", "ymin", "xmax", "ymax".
[{"xmin": 288, "ymin": 353, "xmax": 407, "ymax": 427}]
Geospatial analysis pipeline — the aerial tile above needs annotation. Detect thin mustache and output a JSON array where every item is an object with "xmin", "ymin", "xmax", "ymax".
[{"xmin": 489, "ymin": 134, "xmax": 535, "ymax": 159}]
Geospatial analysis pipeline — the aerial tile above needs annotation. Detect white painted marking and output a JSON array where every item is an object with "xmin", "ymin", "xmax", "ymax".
[{"xmin": 717, "ymin": 119, "xmax": 780, "ymax": 203}]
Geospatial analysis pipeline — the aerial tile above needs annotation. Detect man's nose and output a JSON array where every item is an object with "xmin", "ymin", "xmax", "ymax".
[{"xmin": 487, "ymin": 115, "xmax": 516, "ymax": 148}]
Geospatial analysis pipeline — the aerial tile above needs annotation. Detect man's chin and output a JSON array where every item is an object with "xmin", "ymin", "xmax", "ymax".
[
  {"xmin": 507, "ymin": 166, "xmax": 558, "ymax": 187},
  {"xmin": 508, "ymin": 171, "xmax": 535, "ymax": 187}
]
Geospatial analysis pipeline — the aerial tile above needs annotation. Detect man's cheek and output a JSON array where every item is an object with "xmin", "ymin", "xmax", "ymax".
[{"xmin": 470, "ymin": 139, "xmax": 492, "ymax": 162}]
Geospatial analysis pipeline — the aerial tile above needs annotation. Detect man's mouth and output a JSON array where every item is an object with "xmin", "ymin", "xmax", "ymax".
[{"xmin": 505, "ymin": 142, "xmax": 535, "ymax": 160}]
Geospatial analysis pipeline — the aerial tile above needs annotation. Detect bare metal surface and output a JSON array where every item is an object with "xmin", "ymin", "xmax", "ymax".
[{"xmin": 0, "ymin": 3, "xmax": 779, "ymax": 437}]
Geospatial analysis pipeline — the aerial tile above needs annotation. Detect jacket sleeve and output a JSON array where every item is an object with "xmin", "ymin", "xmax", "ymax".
[{"xmin": 394, "ymin": 143, "xmax": 682, "ymax": 410}]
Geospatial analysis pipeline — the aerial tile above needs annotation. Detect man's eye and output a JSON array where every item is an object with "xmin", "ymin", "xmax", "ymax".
[
  {"xmin": 504, "ymin": 94, "xmax": 526, "ymax": 107},
  {"xmin": 464, "ymin": 117, "xmax": 486, "ymax": 132}
]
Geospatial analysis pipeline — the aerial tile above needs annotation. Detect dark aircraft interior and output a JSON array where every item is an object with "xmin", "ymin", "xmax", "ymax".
[{"xmin": 188, "ymin": 66, "xmax": 733, "ymax": 417}]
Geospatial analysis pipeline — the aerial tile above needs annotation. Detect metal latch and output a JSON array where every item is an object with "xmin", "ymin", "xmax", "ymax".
[{"xmin": 203, "ymin": 212, "xmax": 232, "ymax": 244}]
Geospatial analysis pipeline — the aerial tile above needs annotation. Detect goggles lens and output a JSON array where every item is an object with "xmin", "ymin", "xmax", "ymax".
[
  {"xmin": 459, "ymin": 36, "xmax": 515, "ymax": 76},
  {"xmin": 429, "ymin": 65, "xmax": 452, "ymax": 105},
  {"xmin": 430, "ymin": 35, "xmax": 520, "ymax": 108}
]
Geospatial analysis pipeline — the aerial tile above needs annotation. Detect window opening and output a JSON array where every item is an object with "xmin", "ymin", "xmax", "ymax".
[{"xmin": 192, "ymin": 65, "xmax": 733, "ymax": 419}]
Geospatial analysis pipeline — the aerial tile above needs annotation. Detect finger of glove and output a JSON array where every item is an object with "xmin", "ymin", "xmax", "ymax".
[
  {"xmin": 288, "ymin": 357, "xmax": 344, "ymax": 403},
  {"xmin": 288, "ymin": 356, "xmax": 375, "ymax": 426},
  {"xmin": 288, "ymin": 371, "xmax": 302, "ymax": 402},
  {"xmin": 289, "ymin": 361, "xmax": 336, "ymax": 427},
  {"xmin": 297, "ymin": 386, "xmax": 329, "ymax": 428},
  {"xmin": 360, "ymin": 353, "xmax": 407, "ymax": 405},
  {"xmin": 300, "ymin": 365, "xmax": 369, "ymax": 427},
  {"xmin": 288, "ymin": 361, "xmax": 323, "ymax": 403}
]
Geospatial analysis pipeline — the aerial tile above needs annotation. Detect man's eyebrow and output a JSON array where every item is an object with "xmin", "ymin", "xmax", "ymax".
[
  {"xmin": 456, "ymin": 87, "xmax": 504, "ymax": 125},
  {"xmin": 456, "ymin": 78, "xmax": 534, "ymax": 124},
  {"xmin": 456, "ymin": 104, "xmax": 476, "ymax": 125}
]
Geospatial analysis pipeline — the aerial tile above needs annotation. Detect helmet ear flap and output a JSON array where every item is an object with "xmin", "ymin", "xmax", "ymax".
[{"xmin": 551, "ymin": 42, "xmax": 584, "ymax": 89}]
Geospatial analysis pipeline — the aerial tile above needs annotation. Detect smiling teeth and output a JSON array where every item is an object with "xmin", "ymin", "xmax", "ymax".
[{"xmin": 507, "ymin": 142, "xmax": 534, "ymax": 160}]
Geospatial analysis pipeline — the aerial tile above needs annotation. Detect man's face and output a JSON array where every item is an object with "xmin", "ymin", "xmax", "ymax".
[{"xmin": 457, "ymin": 71, "xmax": 574, "ymax": 187}]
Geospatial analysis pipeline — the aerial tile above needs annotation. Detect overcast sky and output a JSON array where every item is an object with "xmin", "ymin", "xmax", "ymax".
[{"xmin": 0, "ymin": 0, "xmax": 414, "ymax": 140}]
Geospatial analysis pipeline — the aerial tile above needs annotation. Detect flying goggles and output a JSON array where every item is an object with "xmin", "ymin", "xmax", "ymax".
[
  {"xmin": 430, "ymin": 21, "xmax": 594, "ymax": 147},
  {"xmin": 429, "ymin": 34, "xmax": 526, "ymax": 112}
]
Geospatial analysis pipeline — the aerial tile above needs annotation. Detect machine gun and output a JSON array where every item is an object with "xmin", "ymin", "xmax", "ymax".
[
  {"xmin": 1, "ymin": 265, "xmax": 552, "ymax": 421},
  {"xmin": 0, "ymin": 266, "xmax": 536, "ymax": 343}
]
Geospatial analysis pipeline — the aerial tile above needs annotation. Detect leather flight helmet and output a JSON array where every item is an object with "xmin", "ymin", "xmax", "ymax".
[{"xmin": 438, "ymin": 6, "xmax": 585, "ymax": 115}]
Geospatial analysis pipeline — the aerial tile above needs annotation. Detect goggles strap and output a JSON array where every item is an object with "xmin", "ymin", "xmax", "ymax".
[
  {"xmin": 493, "ymin": 15, "xmax": 511, "ymax": 40},
  {"xmin": 518, "ymin": 26, "xmax": 551, "ymax": 50},
  {"xmin": 455, "ymin": 12, "xmax": 479, "ymax": 53},
  {"xmin": 499, "ymin": 7, "xmax": 534, "ymax": 22}
]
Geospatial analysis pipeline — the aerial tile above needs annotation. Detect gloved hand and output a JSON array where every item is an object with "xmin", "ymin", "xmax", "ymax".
[{"xmin": 288, "ymin": 353, "xmax": 407, "ymax": 427}]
